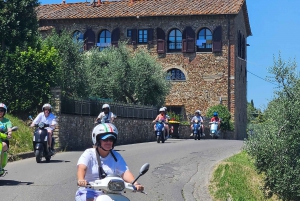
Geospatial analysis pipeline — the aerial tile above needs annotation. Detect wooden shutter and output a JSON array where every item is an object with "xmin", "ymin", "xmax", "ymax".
[
  {"xmin": 157, "ymin": 39, "xmax": 165, "ymax": 53},
  {"xmin": 84, "ymin": 28, "xmax": 95, "ymax": 50},
  {"xmin": 131, "ymin": 29, "xmax": 137, "ymax": 46},
  {"xmin": 111, "ymin": 28, "xmax": 120, "ymax": 47},
  {"xmin": 156, "ymin": 27, "xmax": 165, "ymax": 53},
  {"xmin": 213, "ymin": 26, "xmax": 222, "ymax": 52},
  {"xmin": 147, "ymin": 28, "xmax": 153, "ymax": 44},
  {"xmin": 182, "ymin": 26, "xmax": 195, "ymax": 53},
  {"xmin": 186, "ymin": 26, "xmax": 195, "ymax": 52},
  {"xmin": 182, "ymin": 39, "xmax": 187, "ymax": 53}
]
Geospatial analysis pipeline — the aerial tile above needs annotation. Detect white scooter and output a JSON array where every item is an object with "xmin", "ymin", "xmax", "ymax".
[
  {"xmin": 209, "ymin": 121, "xmax": 220, "ymax": 139},
  {"xmin": 86, "ymin": 163, "xmax": 150, "ymax": 201}
]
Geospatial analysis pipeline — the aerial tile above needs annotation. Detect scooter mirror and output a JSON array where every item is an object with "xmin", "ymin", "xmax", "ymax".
[
  {"xmin": 29, "ymin": 115, "xmax": 33, "ymax": 121},
  {"xmin": 11, "ymin": 126, "xmax": 18, "ymax": 131},
  {"xmin": 139, "ymin": 163, "xmax": 150, "ymax": 175}
]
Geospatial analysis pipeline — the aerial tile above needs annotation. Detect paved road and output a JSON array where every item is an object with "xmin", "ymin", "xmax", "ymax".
[{"xmin": 0, "ymin": 139, "xmax": 243, "ymax": 201}]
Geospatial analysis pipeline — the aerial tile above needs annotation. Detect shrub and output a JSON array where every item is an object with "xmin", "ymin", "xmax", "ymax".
[{"xmin": 206, "ymin": 104, "xmax": 234, "ymax": 131}]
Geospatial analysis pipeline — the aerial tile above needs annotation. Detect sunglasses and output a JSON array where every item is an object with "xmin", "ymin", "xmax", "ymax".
[
  {"xmin": 0, "ymin": 110, "xmax": 5, "ymax": 112},
  {"xmin": 102, "ymin": 138, "xmax": 114, "ymax": 142}
]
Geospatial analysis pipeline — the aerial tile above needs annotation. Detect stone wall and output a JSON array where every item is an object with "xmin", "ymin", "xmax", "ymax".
[
  {"xmin": 57, "ymin": 115, "xmax": 156, "ymax": 150},
  {"xmin": 54, "ymin": 114, "xmax": 235, "ymax": 150}
]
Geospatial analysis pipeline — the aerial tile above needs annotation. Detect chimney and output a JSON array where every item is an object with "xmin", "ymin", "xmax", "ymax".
[
  {"xmin": 97, "ymin": 0, "xmax": 101, "ymax": 6},
  {"xmin": 130, "ymin": 0, "xmax": 134, "ymax": 3}
]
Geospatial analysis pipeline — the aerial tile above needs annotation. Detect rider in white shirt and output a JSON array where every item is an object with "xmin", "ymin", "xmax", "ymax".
[
  {"xmin": 30, "ymin": 103, "xmax": 57, "ymax": 155},
  {"xmin": 94, "ymin": 104, "xmax": 115, "ymax": 124}
]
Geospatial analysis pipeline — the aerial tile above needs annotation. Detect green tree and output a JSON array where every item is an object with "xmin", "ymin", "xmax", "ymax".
[
  {"xmin": 0, "ymin": 44, "xmax": 60, "ymax": 114},
  {"xmin": 206, "ymin": 104, "xmax": 234, "ymax": 131},
  {"xmin": 43, "ymin": 30, "xmax": 88, "ymax": 97},
  {"xmin": 245, "ymin": 53, "xmax": 300, "ymax": 200},
  {"xmin": 0, "ymin": 0, "xmax": 39, "ymax": 51},
  {"xmin": 84, "ymin": 42, "xmax": 170, "ymax": 106}
]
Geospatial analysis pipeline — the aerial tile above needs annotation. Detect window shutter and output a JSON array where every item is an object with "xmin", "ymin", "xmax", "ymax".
[
  {"xmin": 186, "ymin": 38, "xmax": 194, "ymax": 52},
  {"xmin": 182, "ymin": 39, "xmax": 187, "ymax": 53},
  {"xmin": 84, "ymin": 28, "xmax": 95, "ymax": 50},
  {"xmin": 156, "ymin": 28, "xmax": 165, "ymax": 53},
  {"xmin": 212, "ymin": 26, "xmax": 222, "ymax": 52},
  {"xmin": 182, "ymin": 26, "xmax": 195, "ymax": 53},
  {"xmin": 111, "ymin": 28, "xmax": 120, "ymax": 47},
  {"xmin": 131, "ymin": 29, "xmax": 137, "ymax": 46},
  {"xmin": 147, "ymin": 28, "xmax": 153, "ymax": 43},
  {"xmin": 157, "ymin": 39, "xmax": 165, "ymax": 53}
]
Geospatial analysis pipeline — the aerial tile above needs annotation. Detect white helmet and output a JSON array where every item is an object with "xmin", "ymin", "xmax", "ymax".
[
  {"xmin": 92, "ymin": 123, "xmax": 118, "ymax": 145},
  {"xmin": 102, "ymin": 104, "xmax": 110, "ymax": 110},
  {"xmin": 159, "ymin": 108, "xmax": 165, "ymax": 112},
  {"xmin": 42, "ymin": 103, "xmax": 52, "ymax": 112},
  {"xmin": 0, "ymin": 103, "xmax": 7, "ymax": 114},
  {"xmin": 195, "ymin": 110, "xmax": 201, "ymax": 114},
  {"xmin": 163, "ymin": 106, "xmax": 167, "ymax": 111}
]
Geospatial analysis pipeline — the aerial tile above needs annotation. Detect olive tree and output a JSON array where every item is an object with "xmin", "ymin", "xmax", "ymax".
[
  {"xmin": 84, "ymin": 42, "xmax": 170, "ymax": 106},
  {"xmin": 245, "ymin": 53, "xmax": 300, "ymax": 200}
]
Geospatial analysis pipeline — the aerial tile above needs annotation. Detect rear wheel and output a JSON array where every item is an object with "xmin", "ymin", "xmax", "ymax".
[{"xmin": 35, "ymin": 150, "xmax": 42, "ymax": 163}]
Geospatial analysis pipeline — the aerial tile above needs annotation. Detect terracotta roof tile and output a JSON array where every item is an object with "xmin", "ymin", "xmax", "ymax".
[
  {"xmin": 37, "ymin": 0, "xmax": 245, "ymax": 19},
  {"xmin": 37, "ymin": 0, "xmax": 251, "ymax": 36}
]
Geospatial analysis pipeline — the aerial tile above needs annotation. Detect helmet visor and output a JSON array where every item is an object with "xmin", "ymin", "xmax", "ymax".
[{"xmin": 101, "ymin": 134, "xmax": 116, "ymax": 140}]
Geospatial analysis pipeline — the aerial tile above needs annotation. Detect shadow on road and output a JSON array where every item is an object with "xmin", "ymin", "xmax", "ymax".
[
  {"xmin": 39, "ymin": 160, "xmax": 71, "ymax": 163},
  {"xmin": 0, "ymin": 180, "xmax": 34, "ymax": 186}
]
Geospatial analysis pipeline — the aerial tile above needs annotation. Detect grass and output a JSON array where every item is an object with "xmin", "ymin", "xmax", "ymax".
[
  {"xmin": 5, "ymin": 114, "xmax": 33, "ymax": 160},
  {"xmin": 209, "ymin": 151, "xmax": 281, "ymax": 201}
]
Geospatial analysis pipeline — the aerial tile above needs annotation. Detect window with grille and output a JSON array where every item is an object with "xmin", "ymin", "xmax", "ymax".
[
  {"xmin": 197, "ymin": 28, "xmax": 212, "ymax": 52},
  {"xmin": 138, "ymin": 29, "xmax": 148, "ymax": 44},
  {"xmin": 168, "ymin": 29, "xmax": 182, "ymax": 52},
  {"xmin": 166, "ymin": 68, "xmax": 186, "ymax": 81},
  {"xmin": 98, "ymin": 29, "xmax": 111, "ymax": 51}
]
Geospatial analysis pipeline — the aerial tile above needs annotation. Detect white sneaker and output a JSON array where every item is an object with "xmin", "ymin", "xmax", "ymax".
[{"xmin": 190, "ymin": 133, "xmax": 193, "ymax": 136}]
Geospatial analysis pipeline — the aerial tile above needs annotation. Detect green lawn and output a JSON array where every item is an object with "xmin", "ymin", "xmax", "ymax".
[
  {"xmin": 209, "ymin": 151, "xmax": 281, "ymax": 201},
  {"xmin": 5, "ymin": 114, "xmax": 33, "ymax": 160}
]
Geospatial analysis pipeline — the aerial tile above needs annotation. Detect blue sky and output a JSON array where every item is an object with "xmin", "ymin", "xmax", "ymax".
[{"xmin": 39, "ymin": 0, "xmax": 300, "ymax": 110}]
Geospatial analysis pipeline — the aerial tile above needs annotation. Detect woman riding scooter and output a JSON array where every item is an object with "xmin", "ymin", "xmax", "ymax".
[
  {"xmin": 0, "ymin": 103, "xmax": 12, "ymax": 176},
  {"xmin": 153, "ymin": 108, "xmax": 169, "ymax": 137},
  {"xmin": 190, "ymin": 110, "xmax": 204, "ymax": 137},
  {"xmin": 75, "ymin": 123, "xmax": 144, "ymax": 201}
]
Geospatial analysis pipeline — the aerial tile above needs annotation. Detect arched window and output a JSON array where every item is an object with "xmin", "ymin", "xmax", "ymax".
[
  {"xmin": 73, "ymin": 31, "xmax": 84, "ymax": 43},
  {"xmin": 166, "ymin": 68, "xmax": 186, "ymax": 81},
  {"xmin": 197, "ymin": 28, "xmax": 212, "ymax": 52},
  {"xmin": 73, "ymin": 31, "xmax": 84, "ymax": 51},
  {"xmin": 168, "ymin": 29, "xmax": 182, "ymax": 52},
  {"xmin": 98, "ymin": 29, "xmax": 111, "ymax": 51}
]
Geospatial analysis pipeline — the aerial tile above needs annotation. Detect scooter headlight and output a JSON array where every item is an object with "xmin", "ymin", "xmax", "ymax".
[
  {"xmin": 108, "ymin": 179, "xmax": 125, "ymax": 191},
  {"xmin": 38, "ymin": 122, "xmax": 45, "ymax": 128}
]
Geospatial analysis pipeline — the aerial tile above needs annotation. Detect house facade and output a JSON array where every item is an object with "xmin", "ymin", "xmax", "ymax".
[{"xmin": 37, "ymin": 0, "xmax": 251, "ymax": 140}]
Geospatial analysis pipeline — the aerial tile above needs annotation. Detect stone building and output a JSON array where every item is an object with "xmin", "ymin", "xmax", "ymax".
[{"xmin": 37, "ymin": 0, "xmax": 251, "ymax": 140}]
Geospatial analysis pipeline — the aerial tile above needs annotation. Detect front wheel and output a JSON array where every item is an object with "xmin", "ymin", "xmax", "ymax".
[
  {"xmin": 156, "ymin": 135, "xmax": 160, "ymax": 143},
  {"xmin": 35, "ymin": 150, "xmax": 42, "ymax": 163}
]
